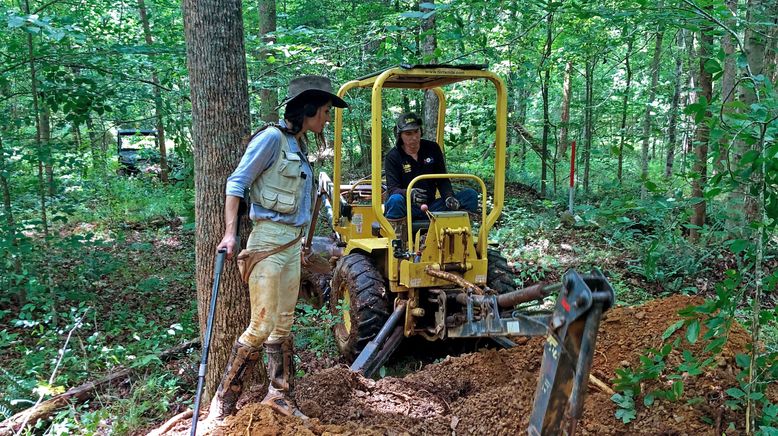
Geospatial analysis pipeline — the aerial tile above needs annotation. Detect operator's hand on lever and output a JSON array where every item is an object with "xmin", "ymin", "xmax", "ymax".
[
  {"xmin": 216, "ymin": 234, "xmax": 237, "ymax": 260},
  {"xmin": 445, "ymin": 196, "xmax": 460, "ymax": 211},
  {"xmin": 410, "ymin": 187, "xmax": 428, "ymax": 206}
]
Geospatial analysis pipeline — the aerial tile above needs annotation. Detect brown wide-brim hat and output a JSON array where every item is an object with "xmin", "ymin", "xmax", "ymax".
[{"xmin": 278, "ymin": 75, "xmax": 348, "ymax": 109}]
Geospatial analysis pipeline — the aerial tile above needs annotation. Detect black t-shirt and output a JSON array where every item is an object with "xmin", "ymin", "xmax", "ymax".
[{"xmin": 385, "ymin": 139, "xmax": 454, "ymax": 199}]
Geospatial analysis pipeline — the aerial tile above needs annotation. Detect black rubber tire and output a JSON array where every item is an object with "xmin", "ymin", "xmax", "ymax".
[
  {"xmin": 487, "ymin": 248, "xmax": 517, "ymax": 295},
  {"xmin": 329, "ymin": 253, "xmax": 390, "ymax": 361}
]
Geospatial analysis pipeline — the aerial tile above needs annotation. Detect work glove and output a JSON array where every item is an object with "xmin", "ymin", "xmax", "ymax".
[
  {"xmin": 410, "ymin": 188, "xmax": 428, "ymax": 206},
  {"xmin": 445, "ymin": 196, "xmax": 460, "ymax": 211}
]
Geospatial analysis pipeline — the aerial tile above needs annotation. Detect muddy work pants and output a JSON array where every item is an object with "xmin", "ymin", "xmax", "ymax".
[{"xmin": 238, "ymin": 220, "xmax": 303, "ymax": 348}]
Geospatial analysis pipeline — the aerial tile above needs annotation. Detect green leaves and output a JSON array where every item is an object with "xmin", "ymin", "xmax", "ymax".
[
  {"xmin": 728, "ymin": 239, "xmax": 749, "ymax": 254},
  {"xmin": 611, "ymin": 390, "xmax": 637, "ymax": 423},
  {"xmin": 662, "ymin": 320, "xmax": 683, "ymax": 340},
  {"xmin": 683, "ymin": 97, "xmax": 709, "ymax": 123},
  {"xmin": 685, "ymin": 319, "xmax": 699, "ymax": 344}
]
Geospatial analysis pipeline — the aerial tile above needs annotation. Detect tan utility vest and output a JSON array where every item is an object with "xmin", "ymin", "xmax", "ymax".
[{"xmin": 249, "ymin": 126, "xmax": 307, "ymax": 215}]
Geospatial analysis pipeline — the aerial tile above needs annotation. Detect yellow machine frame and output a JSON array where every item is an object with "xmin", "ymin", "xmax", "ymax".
[{"xmin": 331, "ymin": 66, "xmax": 508, "ymax": 295}]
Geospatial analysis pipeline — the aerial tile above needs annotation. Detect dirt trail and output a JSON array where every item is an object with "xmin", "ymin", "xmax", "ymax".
[{"xmin": 163, "ymin": 295, "xmax": 759, "ymax": 435}]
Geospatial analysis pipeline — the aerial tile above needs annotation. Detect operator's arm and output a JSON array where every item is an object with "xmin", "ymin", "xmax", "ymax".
[{"xmin": 384, "ymin": 149, "xmax": 405, "ymax": 197}]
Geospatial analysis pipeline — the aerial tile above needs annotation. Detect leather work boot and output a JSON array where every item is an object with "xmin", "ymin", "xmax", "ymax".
[
  {"xmin": 206, "ymin": 341, "xmax": 262, "ymax": 421},
  {"xmin": 260, "ymin": 336, "xmax": 307, "ymax": 418}
]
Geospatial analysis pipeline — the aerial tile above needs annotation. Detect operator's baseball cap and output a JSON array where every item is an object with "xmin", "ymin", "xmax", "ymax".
[
  {"xmin": 278, "ymin": 75, "xmax": 348, "ymax": 109},
  {"xmin": 396, "ymin": 112, "xmax": 422, "ymax": 132}
]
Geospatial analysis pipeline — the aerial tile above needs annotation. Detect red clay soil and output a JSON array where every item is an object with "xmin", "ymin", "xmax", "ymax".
[{"xmin": 161, "ymin": 295, "xmax": 764, "ymax": 435}]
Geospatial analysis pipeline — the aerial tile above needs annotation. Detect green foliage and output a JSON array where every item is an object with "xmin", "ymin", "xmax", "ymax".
[
  {"xmin": 292, "ymin": 302, "xmax": 341, "ymax": 359},
  {"xmin": 611, "ymin": 390, "xmax": 637, "ymax": 424}
]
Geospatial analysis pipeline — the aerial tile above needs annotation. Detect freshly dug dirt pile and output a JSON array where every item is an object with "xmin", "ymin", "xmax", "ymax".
[{"xmin": 165, "ymin": 295, "xmax": 758, "ymax": 435}]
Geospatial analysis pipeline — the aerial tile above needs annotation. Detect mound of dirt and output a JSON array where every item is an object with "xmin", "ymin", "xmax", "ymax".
[{"xmin": 163, "ymin": 295, "xmax": 758, "ymax": 435}]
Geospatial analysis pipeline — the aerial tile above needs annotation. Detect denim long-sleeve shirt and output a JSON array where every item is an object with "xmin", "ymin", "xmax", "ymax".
[{"xmin": 225, "ymin": 121, "xmax": 314, "ymax": 228}]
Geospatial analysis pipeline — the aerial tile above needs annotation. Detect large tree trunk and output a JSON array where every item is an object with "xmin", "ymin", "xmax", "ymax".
[
  {"xmin": 421, "ymin": 0, "xmax": 438, "ymax": 141},
  {"xmin": 138, "ymin": 0, "xmax": 169, "ymax": 182},
  {"xmin": 617, "ymin": 35, "xmax": 633, "ymax": 183},
  {"xmin": 689, "ymin": 25, "xmax": 713, "ymax": 243},
  {"xmin": 182, "ymin": 0, "xmax": 252, "ymax": 402},
  {"xmin": 640, "ymin": 28, "xmax": 664, "ymax": 199},
  {"xmin": 258, "ymin": 0, "xmax": 278, "ymax": 123},
  {"xmin": 557, "ymin": 61, "xmax": 572, "ymax": 158}
]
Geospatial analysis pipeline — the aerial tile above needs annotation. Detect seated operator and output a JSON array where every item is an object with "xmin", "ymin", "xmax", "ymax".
[{"xmin": 384, "ymin": 112, "xmax": 478, "ymax": 227}]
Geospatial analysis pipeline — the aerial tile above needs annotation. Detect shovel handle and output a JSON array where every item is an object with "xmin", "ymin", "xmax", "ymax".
[{"xmin": 190, "ymin": 249, "xmax": 227, "ymax": 435}]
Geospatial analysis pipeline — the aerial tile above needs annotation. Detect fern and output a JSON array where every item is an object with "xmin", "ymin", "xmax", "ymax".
[{"xmin": 0, "ymin": 403, "xmax": 12, "ymax": 420}]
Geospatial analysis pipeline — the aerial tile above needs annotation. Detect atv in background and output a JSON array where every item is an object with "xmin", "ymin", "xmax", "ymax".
[{"xmin": 116, "ymin": 129, "xmax": 158, "ymax": 176}]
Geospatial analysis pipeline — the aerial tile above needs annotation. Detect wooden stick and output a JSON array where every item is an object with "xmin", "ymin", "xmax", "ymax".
[
  {"xmin": 147, "ymin": 409, "xmax": 193, "ymax": 436},
  {"xmin": 588, "ymin": 374, "xmax": 615, "ymax": 395}
]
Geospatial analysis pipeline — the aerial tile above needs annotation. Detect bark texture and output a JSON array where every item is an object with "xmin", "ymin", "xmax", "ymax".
[
  {"xmin": 182, "ymin": 0, "xmax": 252, "ymax": 401},
  {"xmin": 689, "ymin": 25, "xmax": 713, "ymax": 243}
]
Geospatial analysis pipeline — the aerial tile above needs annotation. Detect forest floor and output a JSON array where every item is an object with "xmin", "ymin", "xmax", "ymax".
[
  {"xmin": 147, "ymin": 182, "xmax": 775, "ymax": 435},
  {"xmin": 159, "ymin": 294, "xmax": 765, "ymax": 436},
  {"xmin": 4, "ymin": 182, "xmax": 773, "ymax": 435}
]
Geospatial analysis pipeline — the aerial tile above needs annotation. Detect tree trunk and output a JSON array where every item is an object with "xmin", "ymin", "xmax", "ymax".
[
  {"xmin": 558, "ymin": 61, "xmax": 572, "ymax": 158},
  {"xmin": 640, "ymin": 28, "xmax": 664, "ymax": 199},
  {"xmin": 737, "ymin": 0, "xmax": 769, "ymax": 223},
  {"xmin": 41, "ymin": 101, "xmax": 54, "ymax": 196},
  {"xmin": 421, "ymin": 0, "xmax": 438, "ymax": 141},
  {"xmin": 258, "ymin": 0, "xmax": 278, "ymax": 123},
  {"xmin": 689, "ymin": 25, "xmax": 713, "ymax": 243},
  {"xmin": 665, "ymin": 33, "xmax": 683, "ymax": 178},
  {"xmin": 617, "ymin": 35, "xmax": 633, "ymax": 183},
  {"xmin": 84, "ymin": 115, "xmax": 104, "ymax": 175},
  {"xmin": 715, "ymin": 0, "xmax": 738, "ymax": 176},
  {"xmin": 0, "ymin": 136, "xmax": 13, "ymax": 230},
  {"xmin": 540, "ymin": 11, "xmax": 553, "ymax": 197},
  {"xmin": 182, "ymin": 0, "xmax": 252, "ymax": 402},
  {"xmin": 583, "ymin": 60, "xmax": 593, "ymax": 193},
  {"xmin": 138, "ymin": 0, "xmax": 169, "ymax": 182},
  {"xmin": 765, "ymin": 4, "xmax": 778, "ymax": 84},
  {"xmin": 24, "ymin": 0, "xmax": 48, "ymax": 238},
  {"xmin": 516, "ymin": 80, "xmax": 529, "ymax": 173}
]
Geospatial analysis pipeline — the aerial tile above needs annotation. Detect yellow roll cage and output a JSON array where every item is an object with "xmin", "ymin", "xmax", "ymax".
[{"xmin": 332, "ymin": 65, "xmax": 508, "ymax": 257}]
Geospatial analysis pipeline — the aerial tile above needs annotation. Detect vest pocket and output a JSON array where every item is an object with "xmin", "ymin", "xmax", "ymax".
[
  {"xmin": 279, "ymin": 152, "xmax": 302, "ymax": 177},
  {"xmin": 260, "ymin": 190, "xmax": 298, "ymax": 214}
]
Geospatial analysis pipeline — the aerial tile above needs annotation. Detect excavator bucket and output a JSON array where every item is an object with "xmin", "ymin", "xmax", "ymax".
[{"xmin": 528, "ymin": 269, "xmax": 614, "ymax": 435}]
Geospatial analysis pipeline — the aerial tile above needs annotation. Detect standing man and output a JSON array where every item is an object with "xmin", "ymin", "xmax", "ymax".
[
  {"xmin": 384, "ymin": 112, "xmax": 478, "ymax": 231},
  {"xmin": 199, "ymin": 76, "xmax": 347, "ymax": 428}
]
